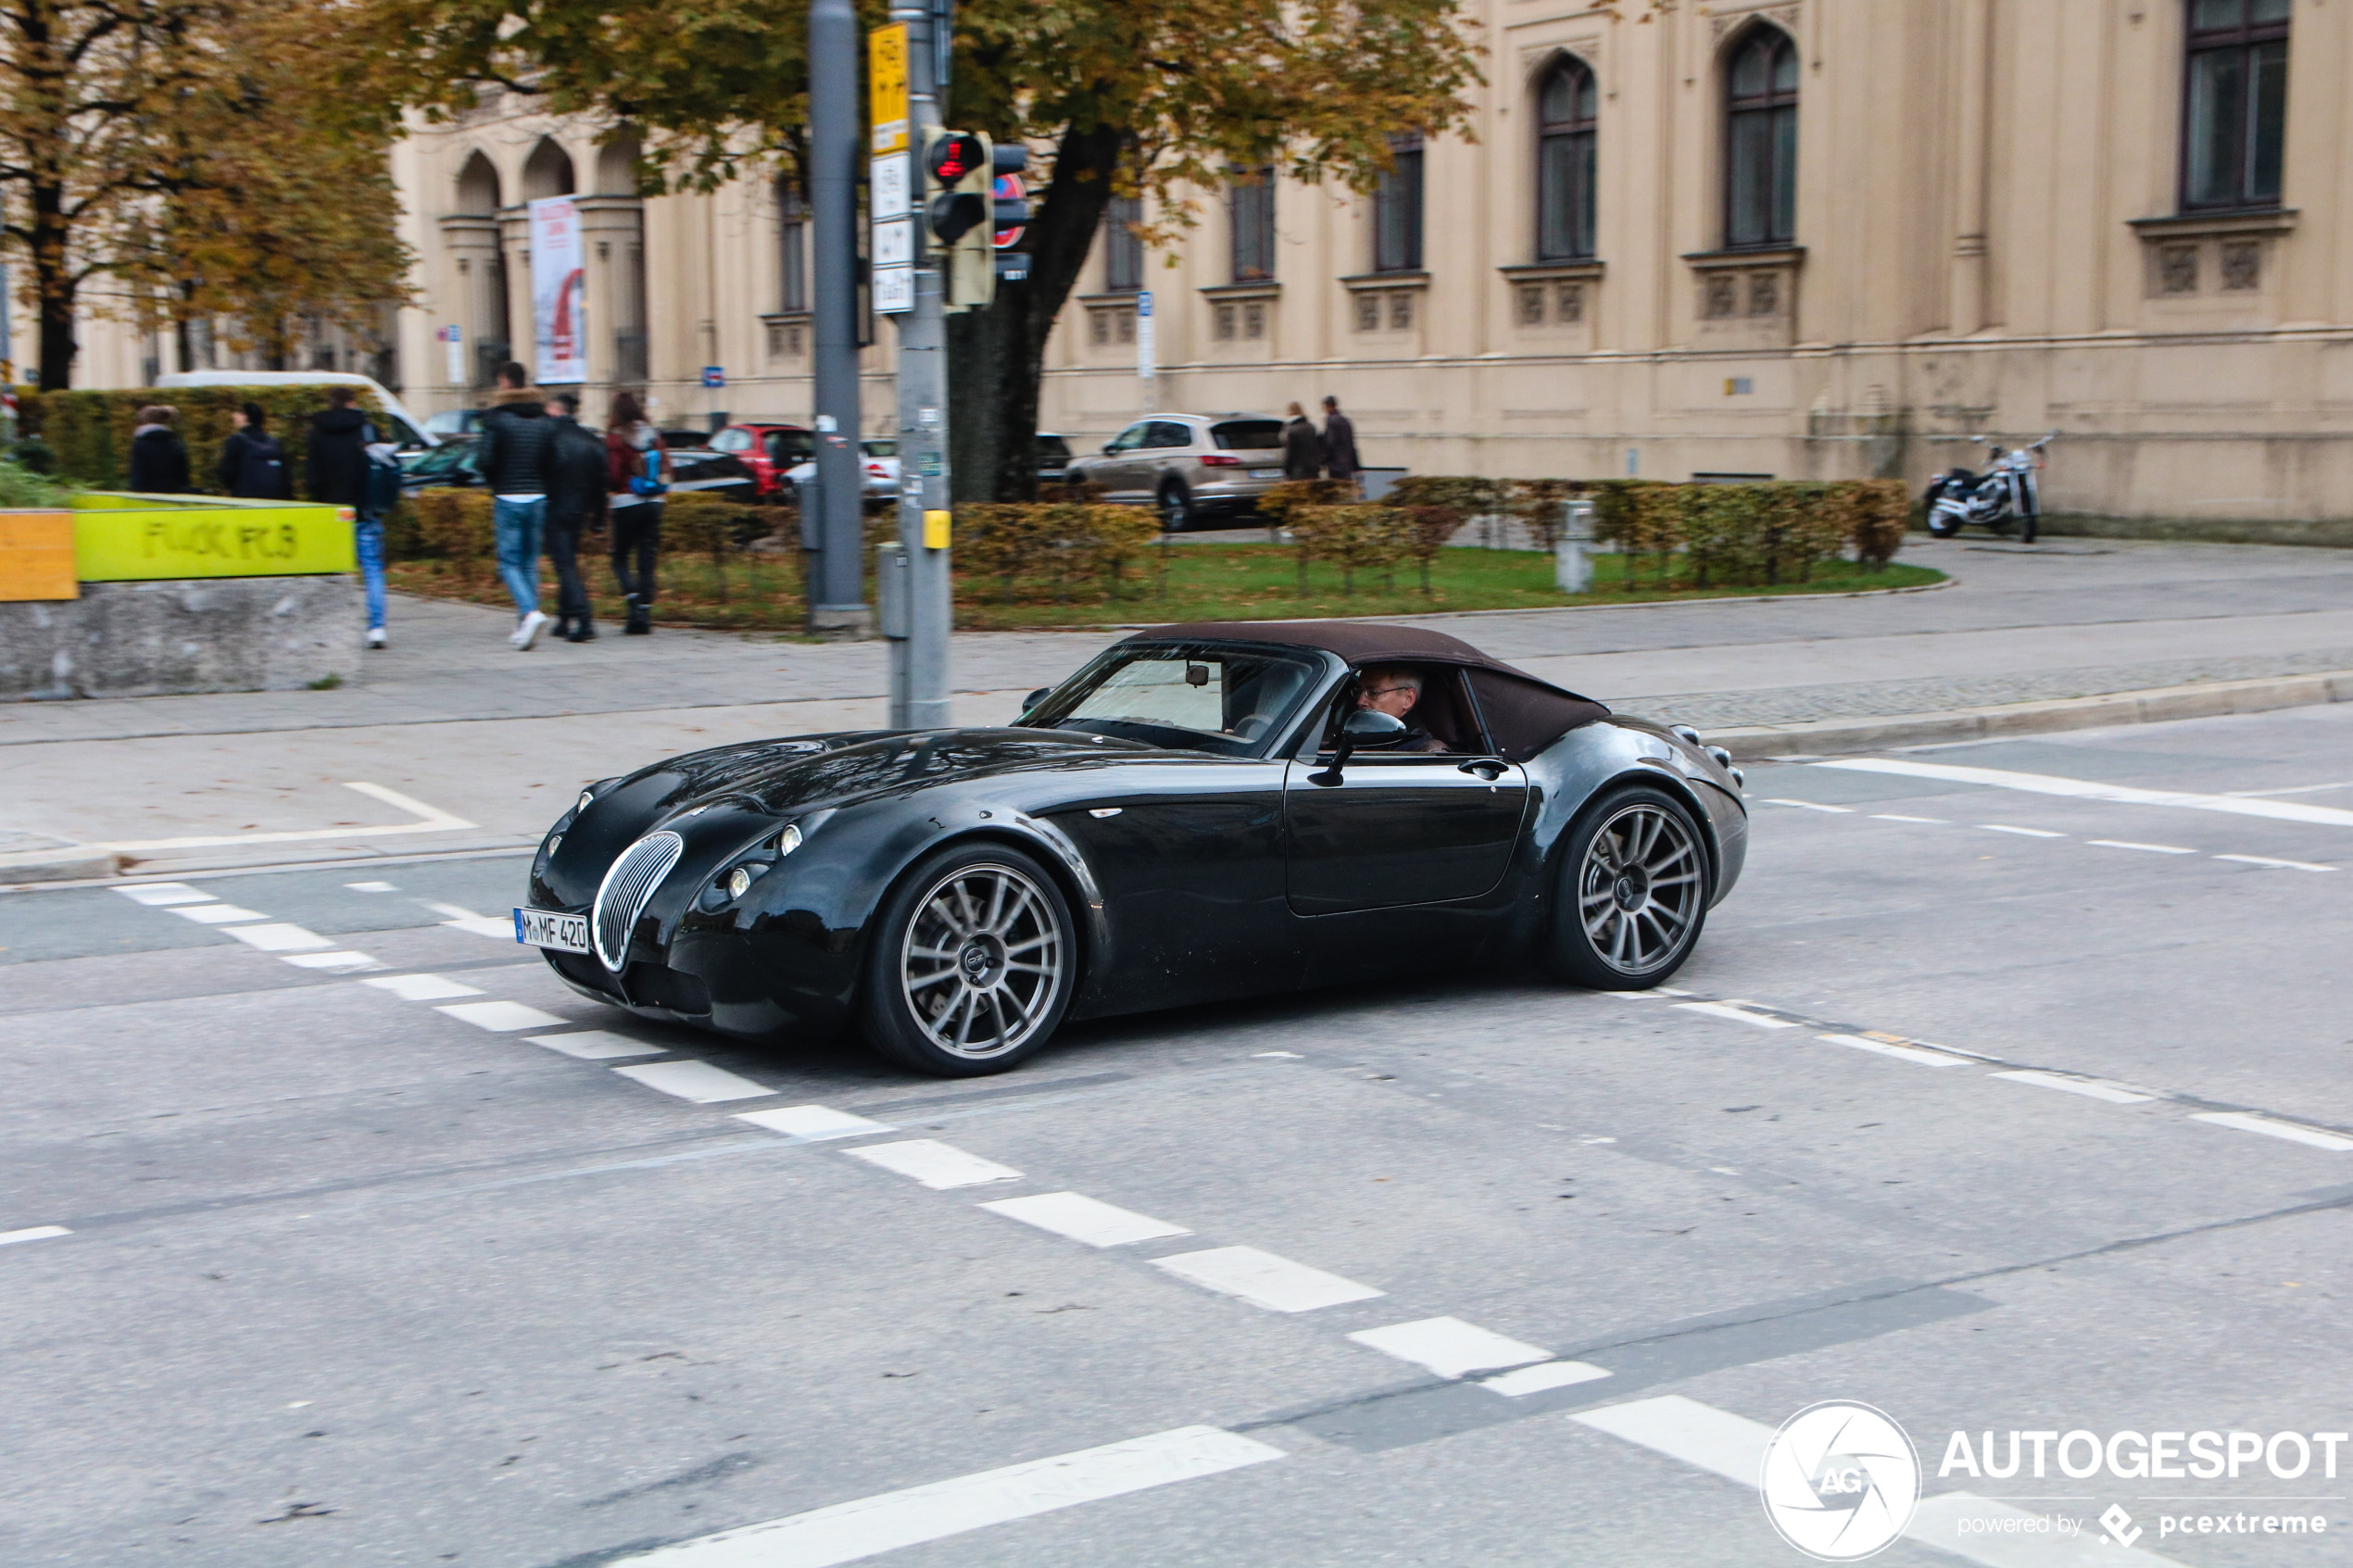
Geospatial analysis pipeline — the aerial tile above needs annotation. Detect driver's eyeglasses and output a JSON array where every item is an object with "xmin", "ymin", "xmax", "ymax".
[{"xmin": 1362, "ymin": 685, "xmax": 1409, "ymax": 698}]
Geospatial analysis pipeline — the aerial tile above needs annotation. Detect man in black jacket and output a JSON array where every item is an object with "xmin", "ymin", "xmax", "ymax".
[
  {"xmin": 217, "ymin": 404, "xmax": 292, "ymax": 498},
  {"xmin": 543, "ymin": 392, "xmax": 606, "ymax": 642},
  {"xmin": 127, "ymin": 406, "xmax": 191, "ymax": 494},
  {"xmin": 308, "ymin": 388, "xmax": 387, "ymax": 647},
  {"xmin": 473, "ymin": 361, "xmax": 557, "ymax": 649}
]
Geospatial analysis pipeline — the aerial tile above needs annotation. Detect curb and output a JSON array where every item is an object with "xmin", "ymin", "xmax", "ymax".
[
  {"xmin": 0, "ymin": 845, "xmax": 123, "ymax": 884},
  {"xmin": 1703, "ymin": 670, "xmax": 2353, "ymax": 759}
]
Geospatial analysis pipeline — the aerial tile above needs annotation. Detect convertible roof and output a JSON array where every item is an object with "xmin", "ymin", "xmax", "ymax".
[{"xmin": 1126, "ymin": 620, "xmax": 1518, "ymax": 671}]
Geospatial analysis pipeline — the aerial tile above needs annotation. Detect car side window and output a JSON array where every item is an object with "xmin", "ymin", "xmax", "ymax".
[
  {"xmin": 1104, "ymin": 423, "xmax": 1150, "ymax": 453},
  {"xmin": 1144, "ymin": 421, "xmax": 1193, "ymax": 449},
  {"xmin": 710, "ymin": 429, "xmax": 749, "ymax": 453}
]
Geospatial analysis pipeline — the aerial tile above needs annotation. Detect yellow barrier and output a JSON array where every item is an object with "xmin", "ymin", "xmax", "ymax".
[{"xmin": 69, "ymin": 493, "xmax": 358, "ymax": 583}]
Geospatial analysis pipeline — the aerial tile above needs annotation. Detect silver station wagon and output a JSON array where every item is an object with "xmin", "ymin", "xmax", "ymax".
[{"xmin": 1064, "ymin": 412, "xmax": 1290, "ymax": 530}]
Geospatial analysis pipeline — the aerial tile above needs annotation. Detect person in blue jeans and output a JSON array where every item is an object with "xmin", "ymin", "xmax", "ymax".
[
  {"xmin": 308, "ymin": 388, "xmax": 390, "ymax": 648},
  {"xmin": 472, "ymin": 361, "xmax": 558, "ymax": 649}
]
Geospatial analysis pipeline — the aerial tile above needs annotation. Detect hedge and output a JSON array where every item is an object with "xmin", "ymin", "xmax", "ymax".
[
  {"xmin": 24, "ymin": 384, "xmax": 403, "ymax": 496},
  {"xmin": 955, "ymin": 501, "xmax": 1161, "ymax": 603}
]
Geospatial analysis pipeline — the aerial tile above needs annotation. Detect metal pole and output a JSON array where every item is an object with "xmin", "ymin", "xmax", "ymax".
[
  {"xmin": 889, "ymin": 0, "xmax": 952, "ymax": 730},
  {"xmin": 806, "ymin": 0, "xmax": 873, "ymax": 639}
]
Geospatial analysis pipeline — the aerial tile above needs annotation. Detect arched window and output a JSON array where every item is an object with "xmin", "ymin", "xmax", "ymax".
[
  {"xmin": 455, "ymin": 151, "xmax": 501, "ymax": 216},
  {"xmin": 1724, "ymin": 27, "xmax": 1798, "ymax": 248},
  {"xmin": 2182, "ymin": 0, "xmax": 2290, "ymax": 210},
  {"xmin": 1536, "ymin": 57, "xmax": 1597, "ymax": 261},
  {"xmin": 521, "ymin": 136, "xmax": 576, "ymax": 202}
]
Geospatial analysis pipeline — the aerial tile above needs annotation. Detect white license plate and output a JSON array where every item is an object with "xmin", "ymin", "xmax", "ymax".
[
  {"xmin": 1250, "ymin": 468, "xmax": 1281, "ymax": 479},
  {"xmin": 514, "ymin": 908, "xmax": 590, "ymax": 954}
]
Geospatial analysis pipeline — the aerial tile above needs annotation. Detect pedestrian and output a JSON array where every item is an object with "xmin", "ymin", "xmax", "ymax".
[
  {"xmin": 216, "ymin": 403, "xmax": 293, "ymax": 498},
  {"xmin": 1281, "ymin": 401, "xmax": 1323, "ymax": 480},
  {"xmin": 474, "ymin": 360, "xmax": 557, "ymax": 650},
  {"xmin": 544, "ymin": 391, "xmax": 606, "ymax": 643},
  {"xmin": 604, "ymin": 391, "xmax": 668, "ymax": 636},
  {"xmin": 1319, "ymin": 395, "xmax": 1361, "ymax": 495},
  {"xmin": 127, "ymin": 406, "xmax": 192, "ymax": 494},
  {"xmin": 308, "ymin": 386, "xmax": 390, "ymax": 648}
]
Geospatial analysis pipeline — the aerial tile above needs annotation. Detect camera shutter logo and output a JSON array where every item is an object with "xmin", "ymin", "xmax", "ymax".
[{"xmin": 1758, "ymin": 1401, "xmax": 1921, "ymax": 1560}]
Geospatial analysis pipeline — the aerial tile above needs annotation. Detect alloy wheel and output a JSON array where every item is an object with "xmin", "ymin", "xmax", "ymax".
[
  {"xmin": 1578, "ymin": 801, "xmax": 1705, "ymax": 976},
  {"xmin": 899, "ymin": 862, "xmax": 1065, "ymax": 1060}
]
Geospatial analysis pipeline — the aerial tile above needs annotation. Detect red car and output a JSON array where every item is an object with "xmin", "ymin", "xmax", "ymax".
[{"xmin": 708, "ymin": 423, "xmax": 815, "ymax": 499}]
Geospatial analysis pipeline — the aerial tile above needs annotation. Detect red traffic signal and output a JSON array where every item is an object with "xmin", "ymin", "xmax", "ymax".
[{"xmin": 925, "ymin": 132, "xmax": 986, "ymax": 184}]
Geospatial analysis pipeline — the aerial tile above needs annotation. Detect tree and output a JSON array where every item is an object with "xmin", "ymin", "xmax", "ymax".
[
  {"xmin": 354, "ymin": 0, "xmax": 1481, "ymax": 500},
  {"xmin": 0, "ymin": 0, "xmax": 412, "ymax": 387}
]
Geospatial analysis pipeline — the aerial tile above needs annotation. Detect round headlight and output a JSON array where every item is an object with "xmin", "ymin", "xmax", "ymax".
[
  {"xmin": 776, "ymin": 823, "xmax": 804, "ymax": 856},
  {"xmin": 726, "ymin": 866, "xmax": 753, "ymax": 899},
  {"xmin": 577, "ymin": 789, "xmax": 596, "ymax": 813},
  {"xmin": 545, "ymin": 834, "xmax": 562, "ymax": 858}
]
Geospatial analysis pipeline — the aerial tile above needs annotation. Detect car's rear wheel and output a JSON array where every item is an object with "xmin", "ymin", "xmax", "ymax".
[
  {"xmin": 1548, "ymin": 784, "xmax": 1710, "ymax": 989},
  {"xmin": 1158, "ymin": 480, "xmax": 1193, "ymax": 532},
  {"xmin": 860, "ymin": 844, "xmax": 1077, "ymax": 1076}
]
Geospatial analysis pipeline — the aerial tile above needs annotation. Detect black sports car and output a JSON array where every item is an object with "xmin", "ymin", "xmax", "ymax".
[{"xmin": 515, "ymin": 622, "xmax": 1748, "ymax": 1076}]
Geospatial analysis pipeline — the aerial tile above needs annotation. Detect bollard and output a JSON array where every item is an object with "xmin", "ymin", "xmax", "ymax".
[{"xmin": 1555, "ymin": 499, "xmax": 1595, "ymax": 592}]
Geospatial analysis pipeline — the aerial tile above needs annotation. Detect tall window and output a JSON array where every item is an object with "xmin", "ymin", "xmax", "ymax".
[
  {"xmin": 1104, "ymin": 196, "xmax": 1143, "ymax": 292},
  {"xmin": 777, "ymin": 181, "xmax": 807, "ymax": 313},
  {"xmin": 1374, "ymin": 134, "xmax": 1424, "ymax": 272},
  {"xmin": 1724, "ymin": 27, "xmax": 1798, "ymax": 248},
  {"xmin": 1537, "ymin": 57, "xmax": 1598, "ymax": 260},
  {"xmin": 2183, "ymin": 0, "xmax": 2290, "ymax": 210},
  {"xmin": 1229, "ymin": 168, "xmax": 1276, "ymax": 282}
]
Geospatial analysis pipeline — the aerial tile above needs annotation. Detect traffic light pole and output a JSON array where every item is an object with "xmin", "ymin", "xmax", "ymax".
[
  {"xmin": 806, "ymin": 0, "xmax": 872, "ymax": 640},
  {"xmin": 887, "ymin": 1, "xmax": 952, "ymax": 731}
]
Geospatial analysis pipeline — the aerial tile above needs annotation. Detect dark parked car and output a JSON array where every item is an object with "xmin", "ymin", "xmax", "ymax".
[
  {"xmin": 1038, "ymin": 432, "xmax": 1072, "ymax": 486},
  {"xmin": 400, "ymin": 435, "xmax": 480, "ymax": 490},
  {"xmin": 513, "ymin": 621, "xmax": 1747, "ymax": 1077},
  {"xmin": 663, "ymin": 447, "xmax": 761, "ymax": 504}
]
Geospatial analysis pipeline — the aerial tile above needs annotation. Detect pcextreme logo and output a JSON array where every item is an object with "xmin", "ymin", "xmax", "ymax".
[{"xmin": 1758, "ymin": 1401, "xmax": 1922, "ymax": 1561}]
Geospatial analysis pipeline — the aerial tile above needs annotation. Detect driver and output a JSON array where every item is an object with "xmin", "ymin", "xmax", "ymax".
[{"xmin": 1354, "ymin": 665, "xmax": 1447, "ymax": 752}]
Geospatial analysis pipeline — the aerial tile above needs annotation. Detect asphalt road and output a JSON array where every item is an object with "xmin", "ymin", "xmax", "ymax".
[{"xmin": 5, "ymin": 703, "xmax": 2350, "ymax": 1567}]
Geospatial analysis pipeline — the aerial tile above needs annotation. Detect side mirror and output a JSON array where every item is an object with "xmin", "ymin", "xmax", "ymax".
[
  {"xmin": 1310, "ymin": 708, "xmax": 1404, "ymax": 785},
  {"xmin": 1021, "ymin": 686, "xmax": 1051, "ymax": 715}
]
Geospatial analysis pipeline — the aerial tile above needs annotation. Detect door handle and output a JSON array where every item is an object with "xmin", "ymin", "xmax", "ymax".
[{"xmin": 1458, "ymin": 760, "xmax": 1506, "ymax": 781}]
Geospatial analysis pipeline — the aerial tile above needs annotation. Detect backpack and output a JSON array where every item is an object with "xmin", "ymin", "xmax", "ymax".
[
  {"xmin": 359, "ymin": 424, "xmax": 405, "ymax": 515},
  {"xmin": 234, "ymin": 433, "xmax": 292, "ymax": 499},
  {"xmin": 626, "ymin": 436, "xmax": 669, "ymax": 497}
]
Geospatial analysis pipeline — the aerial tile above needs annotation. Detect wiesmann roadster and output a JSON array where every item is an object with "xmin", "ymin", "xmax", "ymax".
[{"xmin": 515, "ymin": 621, "xmax": 1747, "ymax": 1077}]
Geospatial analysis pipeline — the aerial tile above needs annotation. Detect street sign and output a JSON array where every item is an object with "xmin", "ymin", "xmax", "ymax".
[
  {"xmin": 868, "ymin": 22, "xmax": 914, "ymax": 315},
  {"xmin": 441, "ymin": 324, "xmax": 464, "ymax": 386},
  {"xmin": 1137, "ymin": 290, "xmax": 1155, "ymax": 383},
  {"xmin": 868, "ymin": 24, "xmax": 908, "ymax": 155},
  {"xmin": 992, "ymin": 174, "xmax": 1026, "ymax": 248},
  {"xmin": 702, "ymin": 366, "xmax": 725, "ymax": 389}
]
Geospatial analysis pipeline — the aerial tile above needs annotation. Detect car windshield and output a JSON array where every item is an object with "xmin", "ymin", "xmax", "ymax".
[
  {"xmin": 1211, "ymin": 420, "xmax": 1283, "ymax": 450},
  {"xmin": 406, "ymin": 439, "xmax": 476, "ymax": 478},
  {"xmin": 863, "ymin": 440, "xmax": 899, "ymax": 458},
  {"xmin": 1023, "ymin": 643, "xmax": 1323, "ymax": 756}
]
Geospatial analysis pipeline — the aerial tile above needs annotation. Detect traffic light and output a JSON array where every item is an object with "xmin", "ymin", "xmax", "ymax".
[{"xmin": 924, "ymin": 129, "xmax": 995, "ymax": 312}]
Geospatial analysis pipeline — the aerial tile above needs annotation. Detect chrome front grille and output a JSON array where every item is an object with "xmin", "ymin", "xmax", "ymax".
[{"xmin": 592, "ymin": 830, "xmax": 684, "ymax": 972}]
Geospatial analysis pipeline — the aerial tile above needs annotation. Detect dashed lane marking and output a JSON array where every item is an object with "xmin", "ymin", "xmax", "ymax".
[
  {"xmin": 280, "ymin": 951, "xmax": 381, "ymax": 972},
  {"xmin": 1760, "ymin": 797, "xmax": 1853, "ymax": 812},
  {"xmin": 1151, "ymin": 1246, "xmax": 1385, "ymax": 1313},
  {"xmin": 2189, "ymin": 1111, "xmax": 2353, "ymax": 1153},
  {"xmin": 223, "ymin": 922, "xmax": 335, "ymax": 953},
  {"xmin": 606, "ymin": 1424, "xmax": 1284, "ymax": 1568},
  {"xmin": 2087, "ymin": 839, "xmax": 2197, "ymax": 855},
  {"xmin": 345, "ymin": 881, "xmax": 399, "ymax": 892},
  {"xmin": 845, "ymin": 1139, "xmax": 1022, "ymax": 1189},
  {"xmin": 0, "ymin": 1225, "xmax": 70, "ymax": 1247},
  {"xmin": 170, "ymin": 904, "xmax": 269, "ymax": 924},
  {"xmin": 1674, "ymin": 1000, "xmax": 1799, "ymax": 1029},
  {"xmin": 422, "ymin": 899, "xmax": 517, "ymax": 939},
  {"xmin": 2215, "ymin": 854, "xmax": 2337, "ymax": 872},
  {"xmin": 1980, "ymin": 823, "xmax": 2065, "ymax": 838},
  {"xmin": 1346, "ymin": 1316, "xmax": 1552, "ymax": 1379},
  {"xmin": 736, "ymin": 1104, "xmax": 894, "ymax": 1141},
  {"xmin": 610, "ymin": 1060, "xmax": 776, "ymax": 1104},
  {"xmin": 362, "ymin": 973, "xmax": 484, "ymax": 1001},
  {"xmin": 1870, "ymin": 813, "xmax": 1947, "ymax": 823},
  {"xmin": 978, "ymin": 1191, "xmax": 1190, "ymax": 1248},
  {"xmin": 434, "ymin": 999, "xmax": 570, "ymax": 1033},
  {"xmin": 1818, "ymin": 755, "xmax": 2353, "ymax": 830},
  {"xmin": 1818, "ymin": 1033, "xmax": 1973, "ymax": 1067},
  {"xmin": 1479, "ymin": 1361, "xmax": 1613, "ymax": 1398},
  {"xmin": 528, "ymin": 1030, "xmax": 668, "ymax": 1061},
  {"xmin": 1993, "ymin": 1069, "xmax": 2154, "ymax": 1105},
  {"xmin": 110, "ymin": 883, "xmax": 212, "ymax": 907}
]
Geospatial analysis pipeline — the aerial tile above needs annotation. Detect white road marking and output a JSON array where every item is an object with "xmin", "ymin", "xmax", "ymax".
[
  {"xmin": 224, "ymin": 922, "xmax": 335, "ymax": 953},
  {"xmin": 1480, "ymin": 1361, "xmax": 1613, "ymax": 1397},
  {"xmin": 422, "ymin": 900, "xmax": 517, "ymax": 939},
  {"xmin": 1818, "ymin": 1033, "xmax": 1973, "ymax": 1068},
  {"xmin": 979, "ymin": 1192, "xmax": 1189, "ymax": 1248},
  {"xmin": 1644, "ymin": 985, "xmax": 1693, "ymax": 997},
  {"xmin": 2215, "ymin": 854, "xmax": 2336, "ymax": 872},
  {"xmin": 434, "ymin": 999, "xmax": 570, "ymax": 1033},
  {"xmin": 2087, "ymin": 839, "xmax": 2196, "ymax": 855},
  {"xmin": 345, "ymin": 881, "xmax": 399, "ymax": 892},
  {"xmin": 170, "ymin": 904, "xmax": 270, "ymax": 924},
  {"xmin": 845, "ymin": 1139, "xmax": 1022, "ymax": 1189},
  {"xmin": 111, "ymin": 883, "xmax": 211, "ymax": 906},
  {"xmin": 1994, "ymin": 1069, "xmax": 2154, "ymax": 1104},
  {"xmin": 2226, "ymin": 779, "xmax": 2353, "ymax": 797},
  {"xmin": 607, "ymin": 1424, "xmax": 1284, "ymax": 1568},
  {"xmin": 1675, "ymin": 1000, "xmax": 1799, "ymax": 1029},
  {"xmin": 1347, "ymin": 1316, "xmax": 1552, "ymax": 1378},
  {"xmin": 96, "ymin": 782, "xmax": 478, "ymax": 852},
  {"xmin": 1761, "ymin": 797, "xmax": 1853, "ymax": 812},
  {"xmin": 736, "ymin": 1105, "xmax": 894, "ymax": 1141},
  {"xmin": 610, "ymin": 1060, "xmax": 775, "ymax": 1103},
  {"xmin": 1252, "ymin": 1050, "xmax": 1302, "ymax": 1060},
  {"xmin": 280, "ymin": 951, "xmax": 380, "ymax": 972},
  {"xmin": 1151, "ymin": 1247, "xmax": 1384, "ymax": 1313},
  {"xmin": 0, "ymin": 1224, "xmax": 70, "ymax": 1247},
  {"xmin": 527, "ymin": 1031, "xmax": 667, "ymax": 1061},
  {"xmin": 1981, "ymin": 823, "xmax": 2065, "ymax": 838},
  {"xmin": 1870, "ymin": 813, "xmax": 1947, "ymax": 823},
  {"xmin": 1571, "ymin": 1394, "xmax": 1770, "ymax": 1483},
  {"xmin": 2189, "ymin": 1111, "xmax": 2353, "ymax": 1152},
  {"xmin": 1819, "ymin": 757, "xmax": 2353, "ymax": 829},
  {"xmin": 362, "ymin": 973, "xmax": 484, "ymax": 1001}
]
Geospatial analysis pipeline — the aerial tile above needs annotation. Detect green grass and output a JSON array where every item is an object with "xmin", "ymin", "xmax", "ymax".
[{"xmin": 387, "ymin": 545, "xmax": 1942, "ymax": 635}]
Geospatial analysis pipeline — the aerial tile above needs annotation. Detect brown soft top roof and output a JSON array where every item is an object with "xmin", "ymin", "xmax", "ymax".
[{"xmin": 1122, "ymin": 620, "xmax": 1608, "ymax": 709}]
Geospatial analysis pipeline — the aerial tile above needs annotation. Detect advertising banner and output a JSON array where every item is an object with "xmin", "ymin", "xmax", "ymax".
[{"xmin": 529, "ymin": 196, "xmax": 587, "ymax": 384}]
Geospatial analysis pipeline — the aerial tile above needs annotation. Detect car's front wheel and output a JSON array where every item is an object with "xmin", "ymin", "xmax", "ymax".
[
  {"xmin": 860, "ymin": 844, "xmax": 1077, "ymax": 1076},
  {"xmin": 1547, "ymin": 784, "xmax": 1710, "ymax": 989},
  {"xmin": 1158, "ymin": 480, "xmax": 1193, "ymax": 532}
]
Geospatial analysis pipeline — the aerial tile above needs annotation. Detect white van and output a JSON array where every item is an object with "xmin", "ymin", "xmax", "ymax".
[{"xmin": 150, "ymin": 370, "xmax": 438, "ymax": 451}]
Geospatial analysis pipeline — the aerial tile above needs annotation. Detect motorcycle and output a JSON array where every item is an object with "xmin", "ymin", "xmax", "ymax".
[{"xmin": 1924, "ymin": 432, "xmax": 2054, "ymax": 543}]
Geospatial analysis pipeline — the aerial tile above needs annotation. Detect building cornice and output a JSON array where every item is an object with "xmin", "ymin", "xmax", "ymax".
[{"xmin": 2127, "ymin": 207, "xmax": 2297, "ymax": 242}]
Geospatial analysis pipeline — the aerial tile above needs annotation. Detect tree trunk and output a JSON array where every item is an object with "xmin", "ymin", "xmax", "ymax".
[
  {"xmin": 31, "ymin": 178, "xmax": 76, "ymax": 389},
  {"xmin": 948, "ymin": 122, "xmax": 1126, "ymax": 504}
]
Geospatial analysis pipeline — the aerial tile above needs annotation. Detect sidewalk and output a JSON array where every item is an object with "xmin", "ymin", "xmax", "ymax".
[{"xmin": 6, "ymin": 534, "xmax": 2351, "ymax": 881}]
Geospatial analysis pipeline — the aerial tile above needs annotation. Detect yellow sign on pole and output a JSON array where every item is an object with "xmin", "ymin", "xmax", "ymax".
[{"xmin": 869, "ymin": 23, "xmax": 910, "ymax": 156}]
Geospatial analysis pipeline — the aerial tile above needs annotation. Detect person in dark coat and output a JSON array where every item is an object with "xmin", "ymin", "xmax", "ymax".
[
  {"xmin": 308, "ymin": 387, "xmax": 386, "ymax": 647},
  {"xmin": 543, "ymin": 391, "xmax": 607, "ymax": 642},
  {"xmin": 1319, "ymin": 395, "xmax": 1360, "ymax": 492},
  {"xmin": 1280, "ymin": 402, "xmax": 1322, "ymax": 480},
  {"xmin": 216, "ymin": 403, "xmax": 293, "ymax": 498},
  {"xmin": 127, "ymin": 406, "xmax": 192, "ymax": 494},
  {"xmin": 474, "ymin": 362, "xmax": 558, "ymax": 649}
]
